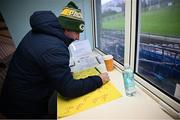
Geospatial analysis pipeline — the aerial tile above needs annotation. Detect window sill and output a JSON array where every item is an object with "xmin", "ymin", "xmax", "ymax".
[{"xmin": 62, "ymin": 68, "xmax": 173, "ymax": 119}]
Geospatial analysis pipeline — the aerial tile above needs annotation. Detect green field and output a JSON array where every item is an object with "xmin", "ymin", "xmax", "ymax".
[
  {"xmin": 102, "ymin": 14, "xmax": 125, "ymax": 31},
  {"xmin": 102, "ymin": 5, "xmax": 180, "ymax": 37}
]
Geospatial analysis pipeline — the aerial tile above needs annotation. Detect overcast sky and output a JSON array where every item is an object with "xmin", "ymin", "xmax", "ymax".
[{"xmin": 101, "ymin": 0, "xmax": 111, "ymax": 5}]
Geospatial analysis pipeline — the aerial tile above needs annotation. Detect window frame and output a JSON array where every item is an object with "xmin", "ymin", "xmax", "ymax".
[
  {"xmin": 91, "ymin": 0, "xmax": 180, "ymax": 117},
  {"xmin": 132, "ymin": 0, "xmax": 180, "ymax": 115},
  {"xmin": 92, "ymin": 0, "xmax": 130, "ymax": 70}
]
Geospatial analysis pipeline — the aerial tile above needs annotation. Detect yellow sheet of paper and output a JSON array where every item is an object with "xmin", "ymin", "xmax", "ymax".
[{"xmin": 57, "ymin": 67, "xmax": 122, "ymax": 118}]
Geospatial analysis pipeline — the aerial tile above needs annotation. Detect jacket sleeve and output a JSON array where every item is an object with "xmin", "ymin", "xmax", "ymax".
[{"xmin": 40, "ymin": 47, "xmax": 103, "ymax": 98}]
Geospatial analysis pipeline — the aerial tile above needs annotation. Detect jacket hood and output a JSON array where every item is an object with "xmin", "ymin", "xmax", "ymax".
[{"xmin": 30, "ymin": 11, "xmax": 73, "ymax": 46}]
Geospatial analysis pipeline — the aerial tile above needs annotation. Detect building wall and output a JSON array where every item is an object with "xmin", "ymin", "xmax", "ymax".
[{"xmin": 0, "ymin": 0, "xmax": 93, "ymax": 48}]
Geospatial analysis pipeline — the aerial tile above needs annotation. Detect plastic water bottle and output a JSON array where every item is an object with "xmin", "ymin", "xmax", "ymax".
[{"xmin": 123, "ymin": 65, "xmax": 136, "ymax": 96}]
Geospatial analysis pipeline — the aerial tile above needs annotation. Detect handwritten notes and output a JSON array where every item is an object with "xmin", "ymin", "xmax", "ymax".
[
  {"xmin": 57, "ymin": 67, "xmax": 122, "ymax": 118},
  {"xmin": 69, "ymin": 40, "xmax": 92, "ymax": 58}
]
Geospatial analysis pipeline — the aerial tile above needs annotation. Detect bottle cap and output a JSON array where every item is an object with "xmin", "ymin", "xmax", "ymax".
[{"xmin": 124, "ymin": 64, "xmax": 130, "ymax": 69}]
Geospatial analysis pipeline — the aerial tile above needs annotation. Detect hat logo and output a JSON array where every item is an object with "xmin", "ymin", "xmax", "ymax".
[
  {"xmin": 79, "ymin": 24, "xmax": 84, "ymax": 31},
  {"xmin": 60, "ymin": 8, "xmax": 83, "ymax": 20}
]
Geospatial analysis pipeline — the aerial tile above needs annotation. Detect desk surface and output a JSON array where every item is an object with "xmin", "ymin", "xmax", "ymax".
[{"xmin": 59, "ymin": 69, "xmax": 173, "ymax": 120}]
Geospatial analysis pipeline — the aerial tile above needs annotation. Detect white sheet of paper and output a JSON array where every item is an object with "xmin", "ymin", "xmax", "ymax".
[
  {"xmin": 69, "ymin": 40, "xmax": 92, "ymax": 58},
  {"xmin": 69, "ymin": 40, "xmax": 105, "ymax": 72},
  {"xmin": 74, "ymin": 54, "xmax": 98, "ymax": 70}
]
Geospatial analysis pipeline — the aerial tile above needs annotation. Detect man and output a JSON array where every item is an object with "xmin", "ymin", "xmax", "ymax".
[{"xmin": 0, "ymin": 1, "xmax": 110, "ymax": 119}]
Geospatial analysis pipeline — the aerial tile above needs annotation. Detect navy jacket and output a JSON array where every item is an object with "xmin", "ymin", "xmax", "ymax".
[{"xmin": 0, "ymin": 11, "xmax": 102, "ymax": 118}]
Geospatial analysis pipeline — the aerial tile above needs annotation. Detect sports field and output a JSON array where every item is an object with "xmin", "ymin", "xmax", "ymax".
[{"xmin": 102, "ymin": 4, "xmax": 180, "ymax": 37}]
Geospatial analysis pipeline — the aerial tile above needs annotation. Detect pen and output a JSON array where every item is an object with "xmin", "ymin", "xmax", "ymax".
[
  {"xmin": 96, "ymin": 57, "xmax": 101, "ymax": 64},
  {"xmin": 95, "ymin": 67, "xmax": 101, "ymax": 74}
]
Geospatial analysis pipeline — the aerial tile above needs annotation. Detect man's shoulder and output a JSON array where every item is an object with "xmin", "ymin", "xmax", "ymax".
[
  {"xmin": 36, "ymin": 33, "xmax": 66, "ymax": 46},
  {"xmin": 20, "ymin": 32, "xmax": 68, "ymax": 58},
  {"xmin": 32, "ymin": 33, "xmax": 67, "ymax": 50}
]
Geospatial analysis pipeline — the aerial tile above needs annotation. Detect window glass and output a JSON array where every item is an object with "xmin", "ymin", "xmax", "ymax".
[
  {"xmin": 95, "ymin": 0, "xmax": 125, "ymax": 64},
  {"xmin": 136, "ymin": 0, "xmax": 180, "ymax": 101}
]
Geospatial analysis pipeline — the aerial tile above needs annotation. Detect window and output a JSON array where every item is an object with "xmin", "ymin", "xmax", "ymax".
[
  {"xmin": 93, "ymin": 0, "xmax": 180, "ymax": 115},
  {"xmin": 136, "ymin": 0, "xmax": 180, "ymax": 102},
  {"xmin": 95, "ymin": 0, "xmax": 125, "ymax": 65}
]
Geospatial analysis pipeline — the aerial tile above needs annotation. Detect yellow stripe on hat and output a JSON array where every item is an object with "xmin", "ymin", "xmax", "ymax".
[{"xmin": 60, "ymin": 7, "xmax": 83, "ymax": 21}]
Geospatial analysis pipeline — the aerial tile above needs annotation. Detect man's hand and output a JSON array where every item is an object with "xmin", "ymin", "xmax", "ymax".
[{"xmin": 99, "ymin": 72, "xmax": 110, "ymax": 84}]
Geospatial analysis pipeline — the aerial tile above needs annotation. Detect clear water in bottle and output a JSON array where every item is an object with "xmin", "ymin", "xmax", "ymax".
[{"xmin": 123, "ymin": 65, "xmax": 136, "ymax": 96}]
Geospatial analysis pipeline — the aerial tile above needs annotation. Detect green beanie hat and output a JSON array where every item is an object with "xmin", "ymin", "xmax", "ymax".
[{"xmin": 58, "ymin": 1, "xmax": 85, "ymax": 33}]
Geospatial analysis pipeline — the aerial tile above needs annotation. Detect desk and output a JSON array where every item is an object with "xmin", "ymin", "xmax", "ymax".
[{"xmin": 58, "ymin": 69, "xmax": 173, "ymax": 119}]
